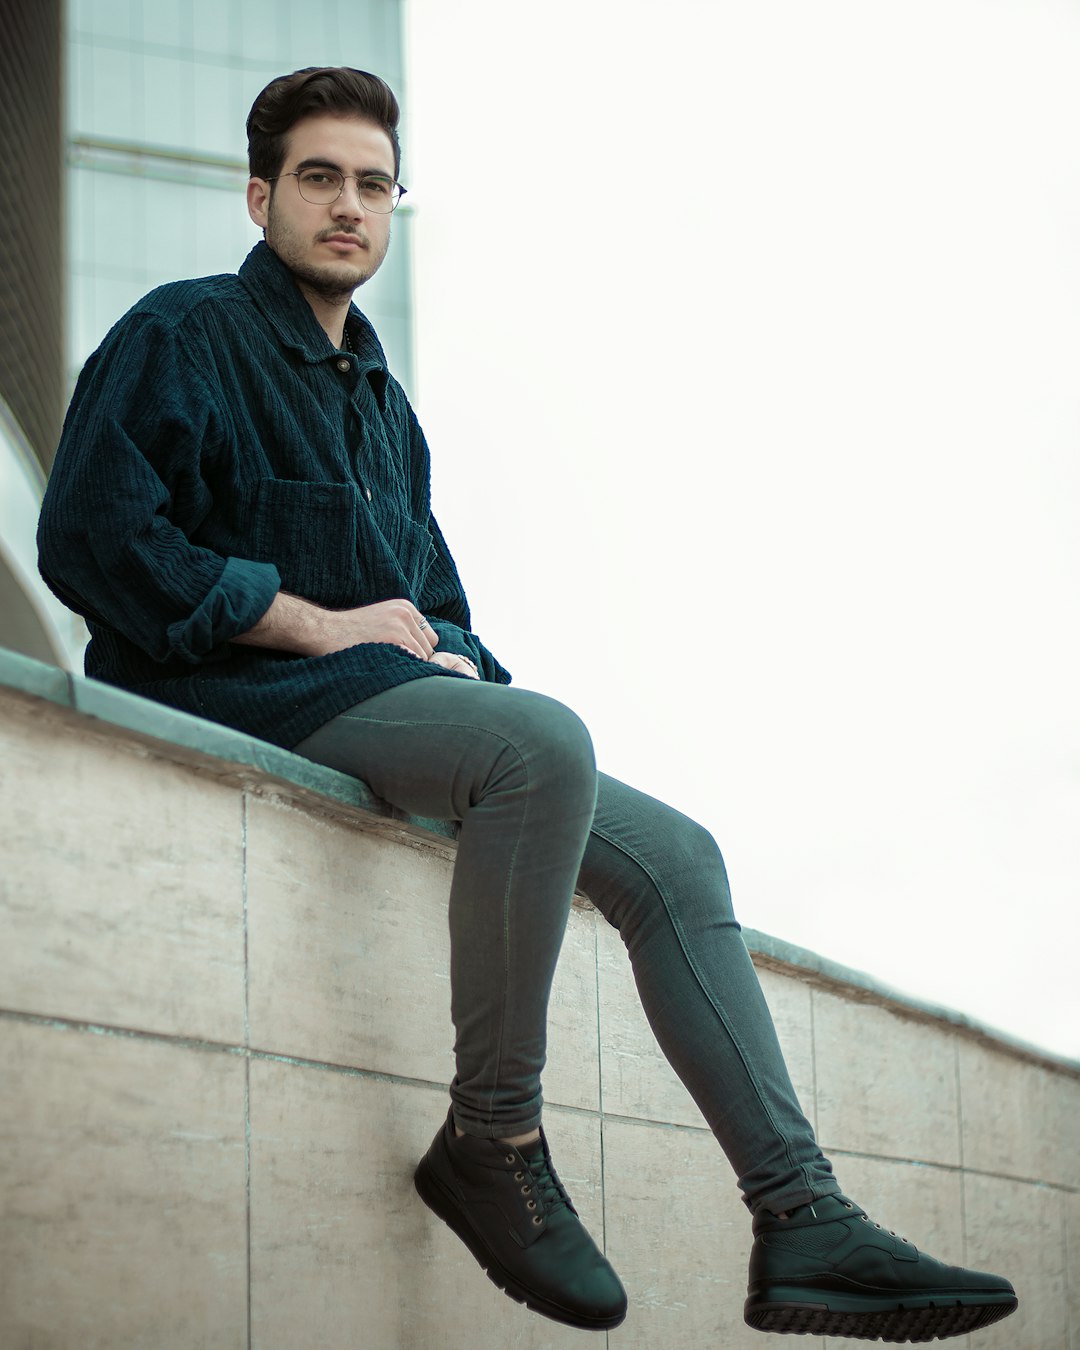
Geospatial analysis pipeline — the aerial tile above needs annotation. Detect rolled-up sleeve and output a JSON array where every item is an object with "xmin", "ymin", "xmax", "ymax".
[
  {"xmin": 38, "ymin": 311, "xmax": 280, "ymax": 665},
  {"xmin": 164, "ymin": 555, "xmax": 280, "ymax": 663}
]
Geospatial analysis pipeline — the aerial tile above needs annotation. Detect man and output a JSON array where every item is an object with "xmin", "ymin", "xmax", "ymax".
[{"xmin": 38, "ymin": 67, "xmax": 1017, "ymax": 1341}]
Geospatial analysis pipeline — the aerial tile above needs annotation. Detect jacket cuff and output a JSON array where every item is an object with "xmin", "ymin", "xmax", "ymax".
[
  {"xmin": 166, "ymin": 556, "xmax": 281, "ymax": 664},
  {"xmin": 425, "ymin": 617, "xmax": 475, "ymax": 662},
  {"xmin": 426, "ymin": 618, "xmax": 511, "ymax": 685}
]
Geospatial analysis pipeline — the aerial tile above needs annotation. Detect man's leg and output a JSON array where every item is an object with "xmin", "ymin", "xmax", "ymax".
[
  {"xmin": 294, "ymin": 676, "xmax": 595, "ymax": 1137},
  {"xmin": 580, "ymin": 772, "xmax": 1017, "ymax": 1341},
  {"xmin": 292, "ymin": 676, "xmax": 627, "ymax": 1331},
  {"xmin": 580, "ymin": 772, "xmax": 835, "ymax": 1215}
]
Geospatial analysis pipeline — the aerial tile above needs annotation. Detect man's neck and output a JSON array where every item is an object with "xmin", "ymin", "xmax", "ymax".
[{"xmin": 296, "ymin": 280, "xmax": 353, "ymax": 350}]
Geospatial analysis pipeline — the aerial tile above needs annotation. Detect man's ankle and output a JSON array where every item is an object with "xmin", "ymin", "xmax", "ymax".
[
  {"xmin": 499, "ymin": 1127, "xmax": 541, "ymax": 1149},
  {"xmin": 453, "ymin": 1124, "xmax": 542, "ymax": 1149}
]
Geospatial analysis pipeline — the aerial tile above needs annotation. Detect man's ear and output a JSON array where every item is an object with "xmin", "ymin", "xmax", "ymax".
[{"xmin": 247, "ymin": 177, "xmax": 271, "ymax": 230}]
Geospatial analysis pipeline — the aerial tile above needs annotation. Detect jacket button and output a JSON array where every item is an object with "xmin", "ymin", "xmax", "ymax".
[{"xmin": 336, "ymin": 357, "xmax": 351, "ymax": 373}]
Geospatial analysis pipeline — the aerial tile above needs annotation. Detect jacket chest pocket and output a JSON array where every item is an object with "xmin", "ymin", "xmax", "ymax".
[{"xmin": 250, "ymin": 479, "xmax": 361, "ymax": 609}]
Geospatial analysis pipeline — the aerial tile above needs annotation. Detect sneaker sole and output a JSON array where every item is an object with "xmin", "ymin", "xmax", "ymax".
[
  {"xmin": 744, "ymin": 1291, "xmax": 1018, "ymax": 1342},
  {"xmin": 413, "ymin": 1156, "xmax": 626, "ymax": 1332}
]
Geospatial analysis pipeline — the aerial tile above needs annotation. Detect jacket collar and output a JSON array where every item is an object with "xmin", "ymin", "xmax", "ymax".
[{"xmin": 238, "ymin": 241, "xmax": 388, "ymax": 383}]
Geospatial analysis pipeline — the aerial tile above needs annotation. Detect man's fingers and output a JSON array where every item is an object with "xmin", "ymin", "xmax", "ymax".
[
  {"xmin": 412, "ymin": 620, "xmax": 436, "ymax": 659},
  {"xmin": 410, "ymin": 607, "xmax": 438, "ymax": 658},
  {"xmin": 429, "ymin": 652, "xmax": 480, "ymax": 678},
  {"xmin": 452, "ymin": 656, "xmax": 480, "ymax": 679},
  {"xmin": 389, "ymin": 602, "xmax": 434, "ymax": 659},
  {"xmin": 335, "ymin": 600, "xmax": 439, "ymax": 659}
]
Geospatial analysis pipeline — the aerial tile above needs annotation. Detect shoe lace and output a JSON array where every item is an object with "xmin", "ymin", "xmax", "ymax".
[{"xmin": 520, "ymin": 1140, "xmax": 574, "ymax": 1218}]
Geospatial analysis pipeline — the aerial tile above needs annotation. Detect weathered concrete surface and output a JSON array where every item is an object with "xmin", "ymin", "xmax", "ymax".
[{"xmin": 2, "ymin": 664, "xmax": 1077, "ymax": 1350}]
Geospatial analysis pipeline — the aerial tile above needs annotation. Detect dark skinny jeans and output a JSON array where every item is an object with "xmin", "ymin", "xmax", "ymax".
[{"xmin": 293, "ymin": 676, "xmax": 838, "ymax": 1217}]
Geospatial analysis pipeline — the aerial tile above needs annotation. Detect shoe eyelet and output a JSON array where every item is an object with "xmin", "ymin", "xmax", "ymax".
[
  {"xmin": 514, "ymin": 1171, "xmax": 525, "ymax": 1181},
  {"xmin": 527, "ymin": 1200, "xmax": 536, "ymax": 1210},
  {"xmin": 844, "ymin": 1202, "xmax": 853, "ymax": 1209},
  {"xmin": 860, "ymin": 1215, "xmax": 869, "ymax": 1222},
  {"xmin": 504, "ymin": 1154, "xmax": 515, "ymax": 1164},
  {"xmin": 532, "ymin": 1215, "xmax": 543, "ymax": 1226},
  {"xmin": 521, "ymin": 1185, "xmax": 532, "ymax": 1195}
]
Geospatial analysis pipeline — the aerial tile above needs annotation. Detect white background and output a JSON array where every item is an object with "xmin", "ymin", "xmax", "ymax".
[{"xmin": 404, "ymin": 0, "xmax": 1080, "ymax": 1059}]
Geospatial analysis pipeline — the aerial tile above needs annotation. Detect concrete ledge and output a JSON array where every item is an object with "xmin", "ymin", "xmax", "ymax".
[
  {"xmin": 0, "ymin": 645, "xmax": 458, "ymax": 847},
  {"xmin": 743, "ymin": 926, "xmax": 1080, "ymax": 1079},
  {"xmin": 3, "ymin": 645, "xmax": 1073, "ymax": 1075},
  {"xmin": 2, "ymin": 647, "xmax": 1078, "ymax": 1350}
]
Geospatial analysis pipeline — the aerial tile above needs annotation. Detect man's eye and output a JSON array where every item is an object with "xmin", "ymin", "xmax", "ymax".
[
  {"xmin": 302, "ymin": 171, "xmax": 335, "ymax": 186},
  {"xmin": 362, "ymin": 178, "xmax": 391, "ymax": 195}
]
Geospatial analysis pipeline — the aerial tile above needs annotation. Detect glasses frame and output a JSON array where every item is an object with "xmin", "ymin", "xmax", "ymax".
[{"xmin": 267, "ymin": 169, "xmax": 407, "ymax": 214}]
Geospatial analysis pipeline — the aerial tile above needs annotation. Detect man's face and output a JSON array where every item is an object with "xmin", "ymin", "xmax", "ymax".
[{"xmin": 246, "ymin": 113, "xmax": 396, "ymax": 302}]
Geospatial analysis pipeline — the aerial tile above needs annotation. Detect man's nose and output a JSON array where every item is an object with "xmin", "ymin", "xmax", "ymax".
[{"xmin": 331, "ymin": 178, "xmax": 367, "ymax": 218}]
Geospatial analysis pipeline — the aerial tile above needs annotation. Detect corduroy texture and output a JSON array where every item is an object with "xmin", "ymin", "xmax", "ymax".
[{"xmin": 38, "ymin": 242, "xmax": 509, "ymax": 748}]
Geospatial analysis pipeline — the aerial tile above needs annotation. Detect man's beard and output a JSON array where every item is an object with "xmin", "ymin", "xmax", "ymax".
[
  {"xmin": 265, "ymin": 203, "xmax": 389, "ymax": 299},
  {"xmin": 286, "ymin": 256, "xmax": 365, "ymax": 303}
]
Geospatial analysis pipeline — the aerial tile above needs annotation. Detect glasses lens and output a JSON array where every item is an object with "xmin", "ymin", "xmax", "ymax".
[
  {"xmin": 358, "ymin": 176, "xmax": 401, "ymax": 213},
  {"xmin": 296, "ymin": 169, "xmax": 344, "ymax": 203},
  {"xmin": 294, "ymin": 170, "xmax": 401, "ymax": 212}
]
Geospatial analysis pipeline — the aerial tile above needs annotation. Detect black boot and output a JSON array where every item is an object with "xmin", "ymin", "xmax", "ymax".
[
  {"xmin": 414, "ymin": 1110, "xmax": 627, "ymax": 1331},
  {"xmin": 744, "ymin": 1193, "xmax": 1017, "ymax": 1341}
]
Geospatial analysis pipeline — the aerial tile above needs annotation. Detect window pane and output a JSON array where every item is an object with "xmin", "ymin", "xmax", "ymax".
[
  {"xmin": 141, "ymin": 179, "xmax": 200, "ymax": 285},
  {"xmin": 140, "ymin": 54, "xmax": 192, "ymax": 148},
  {"xmin": 192, "ymin": 0, "xmax": 235, "ymax": 58},
  {"xmin": 192, "ymin": 61, "xmax": 239, "ymax": 158},
  {"xmin": 86, "ymin": 44, "xmax": 141, "ymax": 142},
  {"xmin": 72, "ymin": 0, "xmax": 135, "ymax": 44}
]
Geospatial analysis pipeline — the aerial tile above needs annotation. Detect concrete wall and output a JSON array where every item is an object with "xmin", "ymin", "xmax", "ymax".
[{"xmin": 2, "ymin": 649, "xmax": 1078, "ymax": 1350}]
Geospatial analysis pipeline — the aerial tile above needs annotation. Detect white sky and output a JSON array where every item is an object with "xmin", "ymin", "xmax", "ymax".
[{"xmin": 404, "ymin": 0, "xmax": 1080, "ymax": 1060}]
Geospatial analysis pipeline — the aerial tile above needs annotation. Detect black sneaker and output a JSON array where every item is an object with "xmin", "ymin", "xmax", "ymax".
[
  {"xmin": 414, "ymin": 1110, "xmax": 627, "ymax": 1331},
  {"xmin": 744, "ymin": 1193, "xmax": 1017, "ymax": 1341}
]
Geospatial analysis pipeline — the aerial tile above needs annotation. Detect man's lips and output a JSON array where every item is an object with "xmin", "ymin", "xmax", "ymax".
[{"xmin": 321, "ymin": 233, "xmax": 366, "ymax": 250}]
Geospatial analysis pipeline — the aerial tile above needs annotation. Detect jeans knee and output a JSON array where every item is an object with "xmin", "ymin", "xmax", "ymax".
[
  {"xmin": 633, "ymin": 805, "xmax": 733, "ymax": 915},
  {"xmin": 540, "ymin": 695, "xmax": 595, "ymax": 771},
  {"xmin": 683, "ymin": 815, "xmax": 725, "ymax": 866},
  {"xmin": 504, "ymin": 691, "xmax": 596, "ymax": 800}
]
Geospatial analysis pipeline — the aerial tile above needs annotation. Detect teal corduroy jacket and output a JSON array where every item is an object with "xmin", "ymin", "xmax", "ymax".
[{"xmin": 37, "ymin": 242, "xmax": 510, "ymax": 749}]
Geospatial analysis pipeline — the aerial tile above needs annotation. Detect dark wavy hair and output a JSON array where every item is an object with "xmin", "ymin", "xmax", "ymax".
[{"xmin": 246, "ymin": 67, "xmax": 402, "ymax": 181}]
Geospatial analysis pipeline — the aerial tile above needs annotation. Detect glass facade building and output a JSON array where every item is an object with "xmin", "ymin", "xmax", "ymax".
[{"xmin": 1, "ymin": 0, "xmax": 412, "ymax": 666}]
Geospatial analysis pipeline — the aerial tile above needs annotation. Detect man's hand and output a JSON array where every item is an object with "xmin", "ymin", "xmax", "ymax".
[
  {"xmin": 234, "ymin": 592, "xmax": 439, "ymax": 660},
  {"xmin": 430, "ymin": 651, "xmax": 480, "ymax": 679}
]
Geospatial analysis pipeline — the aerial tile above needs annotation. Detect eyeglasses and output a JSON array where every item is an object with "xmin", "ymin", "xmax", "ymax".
[{"xmin": 268, "ymin": 168, "xmax": 407, "ymax": 213}]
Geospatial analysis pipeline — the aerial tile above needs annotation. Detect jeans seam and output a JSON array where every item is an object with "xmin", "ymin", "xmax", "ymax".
[
  {"xmin": 494, "ymin": 744, "xmax": 530, "ymax": 1133},
  {"xmin": 588, "ymin": 820, "xmax": 812, "ymax": 1199},
  {"xmin": 335, "ymin": 711, "xmax": 528, "ymax": 741}
]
